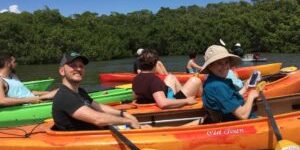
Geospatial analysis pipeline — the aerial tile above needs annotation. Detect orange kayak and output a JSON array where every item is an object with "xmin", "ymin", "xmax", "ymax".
[
  {"xmin": 111, "ymin": 69, "xmax": 300, "ymax": 102},
  {"xmin": 0, "ymin": 94, "xmax": 299, "ymax": 150},
  {"xmin": 262, "ymin": 70, "xmax": 300, "ymax": 98},
  {"xmin": 239, "ymin": 70, "xmax": 300, "ymax": 99},
  {"xmin": 99, "ymin": 63, "xmax": 282, "ymax": 83}
]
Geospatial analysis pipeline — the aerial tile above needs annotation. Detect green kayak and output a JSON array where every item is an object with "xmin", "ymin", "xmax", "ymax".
[
  {"xmin": 23, "ymin": 78, "xmax": 55, "ymax": 91},
  {"xmin": 0, "ymin": 88, "xmax": 133, "ymax": 127}
]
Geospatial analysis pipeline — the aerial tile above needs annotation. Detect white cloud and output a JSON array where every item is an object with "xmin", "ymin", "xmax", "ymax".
[
  {"xmin": 0, "ymin": 9, "xmax": 8, "ymax": 13},
  {"xmin": 9, "ymin": 5, "xmax": 21, "ymax": 14},
  {"xmin": 0, "ymin": 5, "xmax": 21, "ymax": 14}
]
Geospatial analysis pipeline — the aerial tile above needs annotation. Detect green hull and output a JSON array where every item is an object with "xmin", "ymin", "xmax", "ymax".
[
  {"xmin": 23, "ymin": 78, "xmax": 55, "ymax": 91},
  {"xmin": 0, "ymin": 88, "xmax": 133, "ymax": 127}
]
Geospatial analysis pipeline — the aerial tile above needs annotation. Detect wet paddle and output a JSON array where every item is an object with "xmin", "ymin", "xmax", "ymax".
[
  {"xmin": 257, "ymin": 82, "xmax": 300, "ymax": 150},
  {"xmin": 108, "ymin": 125, "xmax": 140, "ymax": 150}
]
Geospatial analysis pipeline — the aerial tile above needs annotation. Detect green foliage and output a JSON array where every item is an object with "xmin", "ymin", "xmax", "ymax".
[{"xmin": 0, "ymin": 0, "xmax": 299, "ymax": 64}]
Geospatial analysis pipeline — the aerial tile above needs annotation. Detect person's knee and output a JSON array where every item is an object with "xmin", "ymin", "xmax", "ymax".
[
  {"xmin": 165, "ymin": 74, "xmax": 176, "ymax": 81},
  {"xmin": 189, "ymin": 77, "xmax": 202, "ymax": 85},
  {"xmin": 188, "ymin": 77, "xmax": 203, "ymax": 96},
  {"xmin": 164, "ymin": 74, "xmax": 175, "ymax": 86}
]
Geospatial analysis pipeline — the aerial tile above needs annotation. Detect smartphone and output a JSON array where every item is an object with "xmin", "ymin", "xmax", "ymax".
[{"xmin": 248, "ymin": 71, "xmax": 261, "ymax": 87}]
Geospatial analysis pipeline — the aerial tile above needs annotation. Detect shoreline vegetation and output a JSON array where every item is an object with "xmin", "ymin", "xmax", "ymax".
[{"xmin": 0, "ymin": 0, "xmax": 299, "ymax": 64}]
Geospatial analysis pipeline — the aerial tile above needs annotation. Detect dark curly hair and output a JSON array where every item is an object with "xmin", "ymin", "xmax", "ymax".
[
  {"xmin": 189, "ymin": 51, "xmax": 197, "ymax": 59},
  {"xmin": 138, "ymin": 49, "xmax": 159, "ymax": 71},
  {"xmin": 0, "ymin": 52, "xmax": 13, "ymax": 68}
]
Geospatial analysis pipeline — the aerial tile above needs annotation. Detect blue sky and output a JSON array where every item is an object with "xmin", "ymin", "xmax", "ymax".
[{"xmin": 0, "ymin": 0, "xmax": 243, "ymax": 16}]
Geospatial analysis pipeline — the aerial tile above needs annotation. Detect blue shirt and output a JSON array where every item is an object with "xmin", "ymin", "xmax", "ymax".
[
  {"xmin": 202, "ymin": 73, "xmax": 256, "ymax": 121},
  {"xmin": 226, "ymin": 70, "xmax": 243, "ymax": 90}
]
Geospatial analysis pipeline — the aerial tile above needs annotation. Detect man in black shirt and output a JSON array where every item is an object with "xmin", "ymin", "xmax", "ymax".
[{"xmin": 52, "ymin": 51, "xmax": 140, "ymax": 131}]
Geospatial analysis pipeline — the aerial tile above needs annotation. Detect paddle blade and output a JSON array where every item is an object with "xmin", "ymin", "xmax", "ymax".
[
  {"xmin": 275, "ymin": 140, "xmax": 300, "ymax": 150},
  {"xmin": 219, "ymin": 39, "xmax": 226, "ymax": 46},
  {"xmin": 256, "ymin": 81, "xmax": 267, "ymax": 91},
  {"xmin": 115, "ymin": 83, "xmax": 132, "ymax": 89},
  {"xmin": 280, "ymin": 66, "xmax": 298, "ymax": 73}
]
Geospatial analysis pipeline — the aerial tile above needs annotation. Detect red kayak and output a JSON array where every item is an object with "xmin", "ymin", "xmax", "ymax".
[{"xmin": 99, "ymin": 63, "xmax": 282, "ymax": 83}]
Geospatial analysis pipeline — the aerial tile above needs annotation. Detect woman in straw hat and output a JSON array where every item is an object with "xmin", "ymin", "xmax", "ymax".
[
  {"xmin": 200, "ymin": 45, "xmax": 259, "ymax": 122},
  {"xmin": 132, "ymin": 49, "xmax": 202, "ymax": 109}
]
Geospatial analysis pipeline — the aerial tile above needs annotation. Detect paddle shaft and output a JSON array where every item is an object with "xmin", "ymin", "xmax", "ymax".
[
  {"xmin": 108, "ymin": 125, "xmax": 140, "ymax": 150},
  {"xmin": 259, "ymin": 91, "xmax": 283, "ymax": 141},
  {"xmin": 139, "ymin": 117, "xmax": 204, "ymax": 125}
]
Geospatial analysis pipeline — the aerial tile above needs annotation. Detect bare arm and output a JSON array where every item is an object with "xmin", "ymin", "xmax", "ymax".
[
  {"xmin": 233, "ymin": 90, "xmax": 259, "ymax": 119},
  {"xmin": 153, "ymin": 91, "xmax": 196, "ymax": 109},
  {"xmin": 0, "ymin": 81, "xmax": 42, "ymax": 106},
  {"xmin": 0, "ymin": 81, "xmax": 57, "ymax": 106},
  {"xmin": 0, "ymin": 96, "xmax": 41, "ymax": 106},
  {"xmin": 0, "ymin": 81, "xmax": 41, "ymax": 106},
  {"xmin": 91, "ymin": 102, "xmax": 121, "ymax": 116},
  {"xmin": 155, "ymin": 61, "xmax": 168, "ymax": 75},
  {"xmin": 32, "ymin": 91, "xmax": 50, "ymax": 96},
  {"xmin": 190, "ymin": 60, "xmax": 203, "ymax": 70},
  {"xmin": 32, "ymin": 89, "xmax": 58, "ymax": 99},
  {"xmin": 91, "ymin": 101, "xmax": 139, "ymax": 123},
  {"xmin": 72, "ymin": 105, "xmax": 140, "ymax": 129}
]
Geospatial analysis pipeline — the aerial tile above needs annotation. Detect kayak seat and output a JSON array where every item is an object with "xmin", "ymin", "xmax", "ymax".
[
  {"xmin": 261, "ymin": 73, "xmax": 287, "ymax": 83},
  {"xmin": 292, "ymin": 104, "xmax": 300, "ymax": 110}
]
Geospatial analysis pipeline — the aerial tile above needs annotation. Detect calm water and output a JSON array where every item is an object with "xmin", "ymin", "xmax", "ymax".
[{"xmin": 16, "ymin": 53, "xmax": 300, "ymax": 89}]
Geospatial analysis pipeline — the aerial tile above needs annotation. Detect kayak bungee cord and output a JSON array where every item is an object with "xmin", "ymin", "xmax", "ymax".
[
  {"xmin": 0, "ymin": 123, "xmax": 45, "ymax": 138},
  {"xmin": 24, "ymin": 122, "xmax": 45, "ymax": 138}
]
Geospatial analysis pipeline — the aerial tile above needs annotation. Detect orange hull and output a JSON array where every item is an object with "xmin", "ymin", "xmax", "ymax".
[
  {"xmin": 99, "ymin": 63, "xmax": 282, "ymax": 83},
  {"xmin": 240, "ymin": 70, "xmax": 300, "ymax": 99},
  {"xmin": 0, "ymin": 94, "xmax": 299, "ymax": 150},
  {"xmin": 263, "ymin": 70, "xmax": 300, "ymax": 98}
]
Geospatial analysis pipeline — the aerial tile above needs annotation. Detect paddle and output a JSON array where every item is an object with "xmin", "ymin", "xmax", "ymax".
[
  {"xmin": 115, "ymin": 83, "xmax": 132, "ymax": 89},
  {"xmin": 256, "ymin": 82, "xmax": 300, "ymax": 150},
  {"xmin": 219, "ymin": 39, "xmax": 234, "ymax": 53},
  {"xmin": 108, "ymin": 125, "xmax": 140, "ymax": 150},
  {"xmin": 280, "ymin": 66, "xmax": 297, "ymax": 73},
  {"xmin": 139, "ymin": 116, "xmax": 204, "ymax": 125},
  {"xmin": 219, "ymin": 38, "xmax": 226, "ymax": 46}
]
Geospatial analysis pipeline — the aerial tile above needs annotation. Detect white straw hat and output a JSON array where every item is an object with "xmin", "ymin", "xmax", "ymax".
[
  {"xmin": 200, "ymin": 45, "xmax": 241, "ymax": 74},
  {"xmin": 136, "ymin": 48, "xmax": 144, "ymax": 56}
]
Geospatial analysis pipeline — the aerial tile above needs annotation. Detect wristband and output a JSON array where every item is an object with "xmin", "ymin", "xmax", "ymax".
[{"xmin": 120, "ymin": 110, "xmax": 125, "ymax": 117}]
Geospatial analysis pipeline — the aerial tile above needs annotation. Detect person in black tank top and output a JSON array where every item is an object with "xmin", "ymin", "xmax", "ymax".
[{"xmin": 132, "ymin": 49, "xmax": 203, "ymax": 109}]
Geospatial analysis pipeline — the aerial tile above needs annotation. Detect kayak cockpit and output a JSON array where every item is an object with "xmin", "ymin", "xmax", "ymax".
[{"xmin": 45, "ymin": 94, "xmax": 300, "ymax": 134}]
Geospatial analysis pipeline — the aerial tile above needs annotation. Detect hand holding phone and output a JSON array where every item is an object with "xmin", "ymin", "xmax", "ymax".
[{"xmin": 248, "ymin": 70, "xmax": 261, "ymax": 87}]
